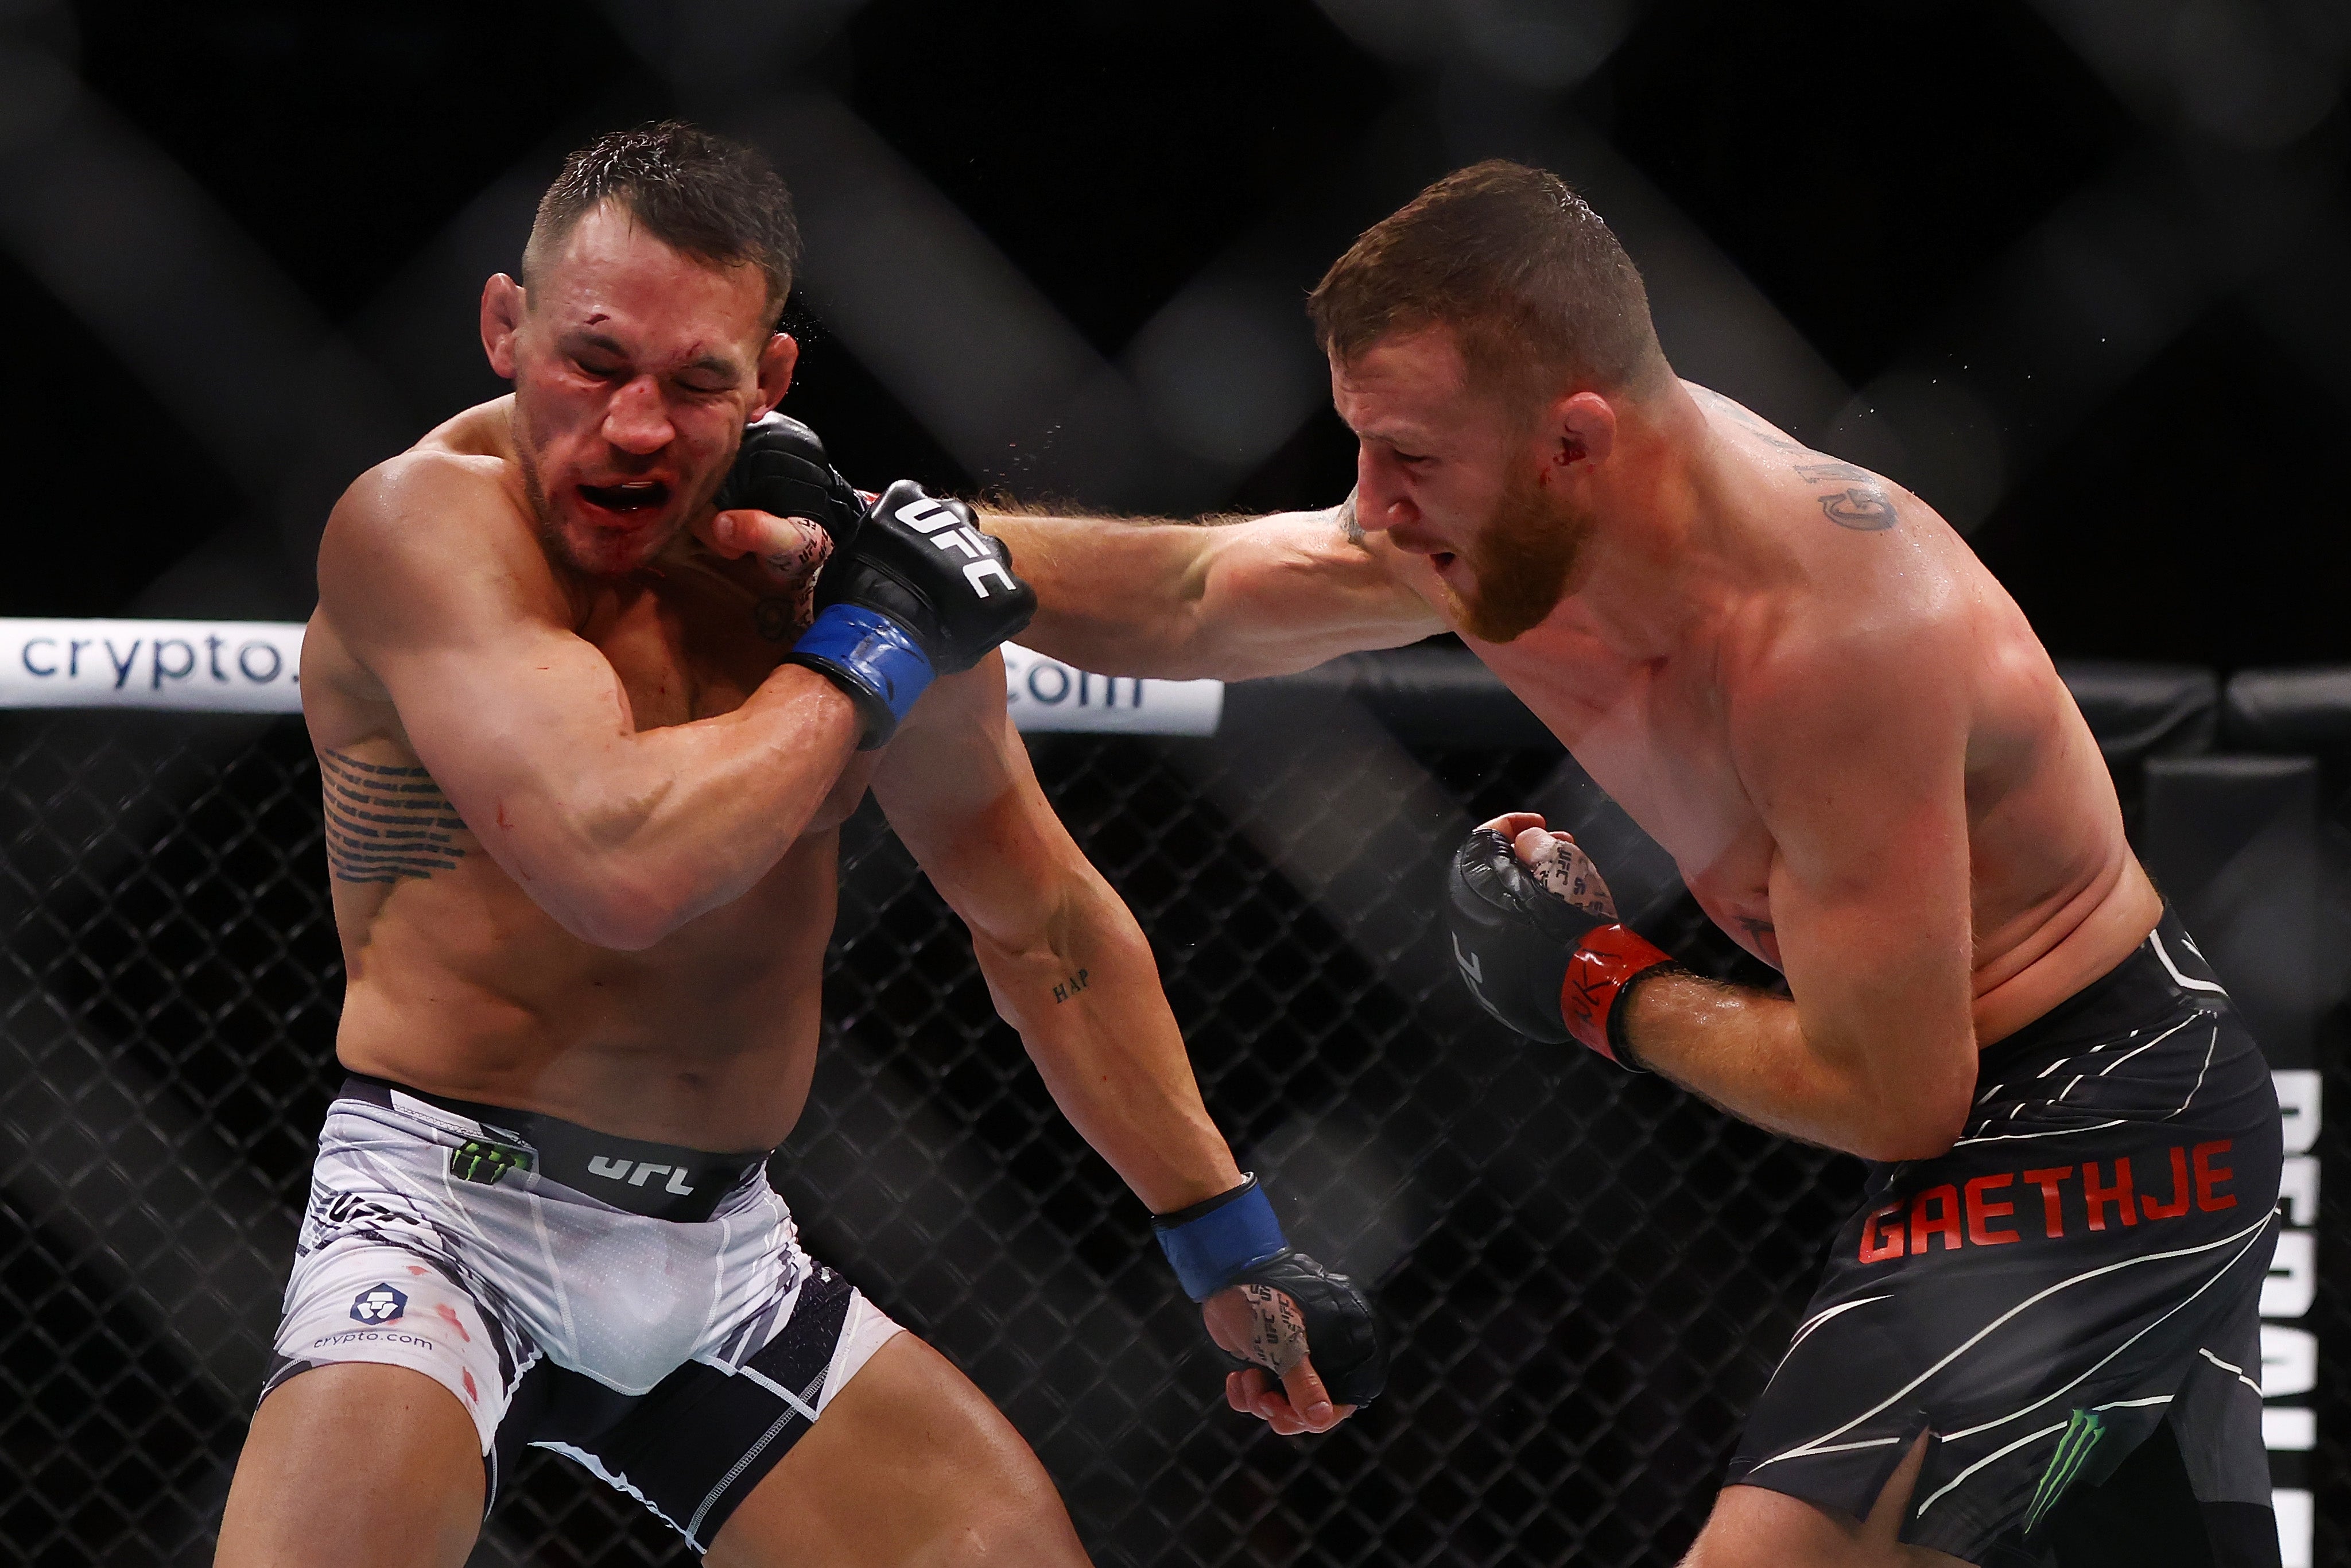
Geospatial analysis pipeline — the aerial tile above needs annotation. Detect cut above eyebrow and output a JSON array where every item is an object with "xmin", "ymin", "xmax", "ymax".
[{"xmin": 560, "ymin": 329, "xmax": 742, "ymax": 379}]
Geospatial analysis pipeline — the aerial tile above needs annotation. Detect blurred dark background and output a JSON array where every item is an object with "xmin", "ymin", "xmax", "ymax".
[
  {"xmin": 3, "ymin": 3, "xmax": 2349, "ymax": 1567},
  {"xmin": 3, "ymin": 0, "xmax": 2345, "ymax": 665}
]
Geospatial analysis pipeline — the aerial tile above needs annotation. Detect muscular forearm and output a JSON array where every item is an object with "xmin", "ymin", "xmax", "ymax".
[
  {"xmin": 975, "ymin": 876, "xmax": 1242, "ymax": 1212},
  {"xmin": 982, "ymin": 510, "xmax": 1225, "ymax": 678},
  {"xmin": 986, "ymin": 503, "xmax": 1433, "ymax": 681},
  {"xmin": 1621, "ymin": 973, "xmax": 1968, "ymax": 1162},
  {"xmin": 494, "ymin": 667, "xmax": 862, "ymax": 949}
]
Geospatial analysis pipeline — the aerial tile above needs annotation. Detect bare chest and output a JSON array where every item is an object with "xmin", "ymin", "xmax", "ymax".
[
  {"xmin": 1474, "ymin": 636, "xmax": 1783, "ymax": 958},
  {"xmin": 579, "ymin": 571, "xmax": 791, "ymax": 728},
  {"xmin": 584, "ymin": 576, "xmax": 875, "ymax": 836}
]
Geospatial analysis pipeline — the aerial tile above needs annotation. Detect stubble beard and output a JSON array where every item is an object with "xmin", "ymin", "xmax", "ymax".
[
  {"xmin": 513, "ymin": 411, "xmax": 699, "ymax": 579},
  {"xmin": 1443, "ymin": 466, "xmax": 1587, "ymax": 644}
]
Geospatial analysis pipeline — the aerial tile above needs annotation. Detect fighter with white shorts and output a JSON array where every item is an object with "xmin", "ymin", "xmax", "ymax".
[{"xmin": 215, "ymin": 122, "xmax": 1382, "ymax": 1568}]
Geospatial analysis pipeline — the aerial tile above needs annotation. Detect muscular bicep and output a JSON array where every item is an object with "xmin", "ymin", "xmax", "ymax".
[
  {"xmin": 316, "ymin": 457, "xmax": 638, "ymax": 868},
  {"xmin": 1739, "ymin": 631, "xmax": 1978, "ymax": 1139}
]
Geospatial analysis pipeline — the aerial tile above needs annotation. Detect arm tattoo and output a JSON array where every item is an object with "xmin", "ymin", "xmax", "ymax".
[
  {"xmin": 1052, "ymin": 968, "xmax": 1091, "ymax": 1003},
  {"xmin": 320, "ymin": 750, "xmax": 470, "ymax": 884},
  {"xmin": 1737, "ymin": 915, "xmax": 1776, "ymax": 941}
]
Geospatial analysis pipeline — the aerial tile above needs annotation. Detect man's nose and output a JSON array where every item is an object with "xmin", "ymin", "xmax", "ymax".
[
  {"xmin": 603, "ymin": 375, "xmax": 674, "ymax": 455},
  {"xmin": 1353, "ymin": 448, "xmax": 1414, "ymax": 532}
]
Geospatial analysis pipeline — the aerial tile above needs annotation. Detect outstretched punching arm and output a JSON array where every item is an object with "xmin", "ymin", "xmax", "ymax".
[
  {"xmin": 983, "ymin": 496, "xmax": 1444, "ymax": 681},
  {"xmin": 876, "ymin": 659, "xmax": 1386, "ymax": 1431}
]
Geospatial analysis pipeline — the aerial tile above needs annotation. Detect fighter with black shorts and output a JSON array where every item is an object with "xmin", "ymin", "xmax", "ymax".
[
  {"xmin": 982, "ymin": 160, "xmax": 2287, "ymax": 1564},
  {"xmin": 1727, "ymin": 912, "xmax": 2280, "ymax": 1563}
]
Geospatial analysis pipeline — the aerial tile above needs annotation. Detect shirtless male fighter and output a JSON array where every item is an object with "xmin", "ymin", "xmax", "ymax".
[
  {"xmin": 213, "ymin": 123, "xmax": 1379, "ymax": 1568},
  {"xmin": 987, "ymin": 162, "xmax": 2283, "ymax": 1566}
]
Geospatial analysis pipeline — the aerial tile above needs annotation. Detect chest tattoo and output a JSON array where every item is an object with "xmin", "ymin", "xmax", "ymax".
[{"xmin": 320, "ymin": 750, "xmax": 470, "ymax": 884}]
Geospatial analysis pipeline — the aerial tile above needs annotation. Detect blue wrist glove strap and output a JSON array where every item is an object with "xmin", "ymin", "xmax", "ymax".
[
  {"xmin": 789, "ymin": 604, "xmax": 933, "ymax": 747},
  {"xmin": 1152, "ymin": 1175, "xmax": 1288, "ymax": 1303}
]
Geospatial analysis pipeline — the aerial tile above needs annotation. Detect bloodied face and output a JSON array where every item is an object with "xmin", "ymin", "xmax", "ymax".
[{"xmin": 487, "ymin": 201, "xmax": 793, "ymax": 578}]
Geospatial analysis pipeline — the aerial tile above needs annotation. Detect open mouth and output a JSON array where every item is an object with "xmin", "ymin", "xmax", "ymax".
[{"xmin": 576, "ymin": 480, "xmax": 673, "ymax": 519}]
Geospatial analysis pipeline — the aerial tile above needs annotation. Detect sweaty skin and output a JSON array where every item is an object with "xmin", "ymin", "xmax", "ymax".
[
  {"xmin": 219, "ymin": 204, "xmax": 1343, "ymax": 1568},
  {"xmin": 302, "ymin": 390, "xmax": 1259, "ymax": 1194},
  {"xmin": 988, "ymin": 328, "xmax": 2160, "ymax": 1172},
  {"xmin": 992, "ymin": 328, "xmax": 2161, "ymax": 1561},
  {"xmin": 305, "ymin": 403, "xmax": 855, "ymax": 1146}
]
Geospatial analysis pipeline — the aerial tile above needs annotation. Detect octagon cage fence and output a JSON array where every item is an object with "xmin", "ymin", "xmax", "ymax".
[{"xmin": 0, "ymin": 618, "xmax": 2341, "ymax": 1568}]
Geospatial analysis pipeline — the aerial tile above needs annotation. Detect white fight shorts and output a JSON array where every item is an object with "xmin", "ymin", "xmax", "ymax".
[{"xmin": 263, "ymin": 1074, "xmax": 902, "ymax": 1551}]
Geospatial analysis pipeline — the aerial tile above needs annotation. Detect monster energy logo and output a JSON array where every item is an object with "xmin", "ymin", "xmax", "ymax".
[
  {"xmin": 2024, "ymin": 1407, "xmax": 2105, "ymax": 1534},
  {"xmin": 450, "ymin": 1138, "xmax": 534, "ymax": 1186}
]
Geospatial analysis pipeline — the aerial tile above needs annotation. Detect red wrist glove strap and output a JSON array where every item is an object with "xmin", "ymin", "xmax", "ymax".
[{"xmin": 1559, "ymin": 923, "xmax": 1678, "ymax": 1070}]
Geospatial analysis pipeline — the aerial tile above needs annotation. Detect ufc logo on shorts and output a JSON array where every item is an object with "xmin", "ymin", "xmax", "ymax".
[
  {"xmin": 894, "ymin": 495, "xmax": 1018, "ymax": 599},
  {"xmin": 586, "ymin": 1156, "xmax": 696, "ymax": 1196}
]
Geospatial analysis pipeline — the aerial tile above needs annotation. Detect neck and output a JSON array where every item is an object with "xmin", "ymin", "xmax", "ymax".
[{"xmin": 1545, "ymin": 381, "xmax": 1727, "ymax": 661}]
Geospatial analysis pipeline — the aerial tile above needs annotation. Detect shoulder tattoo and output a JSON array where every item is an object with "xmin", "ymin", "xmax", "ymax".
[
  {"xmin": 319, "ymin": 750, "xmax": 470, "ymax": 884},
  {"xmin": 1794, "ymin": 461, "xmax": 1898, "ymax": 530},
  {"xmin": 1814, "ymin": 487, "xmax": 1899, "ymax": 530},
  {"xmin": 1700, "ymin": 389, "xmax": 1903, "ymax": 530}
]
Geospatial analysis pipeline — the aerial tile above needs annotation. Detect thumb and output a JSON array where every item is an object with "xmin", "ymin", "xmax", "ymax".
[
  {"xmin": 1278, "ymin": 1351, "xmax": 1345, "ymax": 1431},
  {"xmin": 1513, "ymin": 825, "xmax": 1554, "ymax": 863},
  {"xmin": 696, "ymin": 507, "xmax": 754, "ymax": 558}
]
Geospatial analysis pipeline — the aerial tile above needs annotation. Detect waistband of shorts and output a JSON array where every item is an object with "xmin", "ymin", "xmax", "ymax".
[
  {"xmin": 336, "ymin": 1073, "xmax": 774, "ymax": 1224},
  {"xmin": 1977, "ymin": 905, "xmax": 2226, "ymax": 1076}
]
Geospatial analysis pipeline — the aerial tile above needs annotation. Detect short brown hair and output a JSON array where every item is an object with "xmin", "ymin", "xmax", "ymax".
[
  {"xmin": 1308, "ymin": 160, "xmax": 1667, "ymax": 399},
  {"xmin": 522, "ymin": 122, "xmax": 801, "ymax": 321}
]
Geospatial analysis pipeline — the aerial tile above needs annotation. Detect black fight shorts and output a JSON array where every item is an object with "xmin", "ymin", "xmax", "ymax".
[{"xmin": 1726, "ymin": 910, "xmax": 2283, "ymax": 1566}]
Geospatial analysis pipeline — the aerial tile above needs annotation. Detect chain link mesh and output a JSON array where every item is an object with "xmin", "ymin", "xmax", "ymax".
[{"xmin": 0, "ymin": 708, "xmax": 2337, "ymax": 1566}]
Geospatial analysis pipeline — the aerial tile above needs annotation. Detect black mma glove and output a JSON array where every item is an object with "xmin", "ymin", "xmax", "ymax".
[
  {"xmin": 713, "ymin": 412, "xmax": 867, "ymax": 549},
  {"xmin": 1153, "ymin": 1175, "xmax": 1387, "ymax": 1408},
  {"xmin": 1446, "ymin": 825, "xmax": 1679, "ymax": 1069},
  {"xmin": 783, "ymin": 479, "xmax": 1035, "ymax": 748}
]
